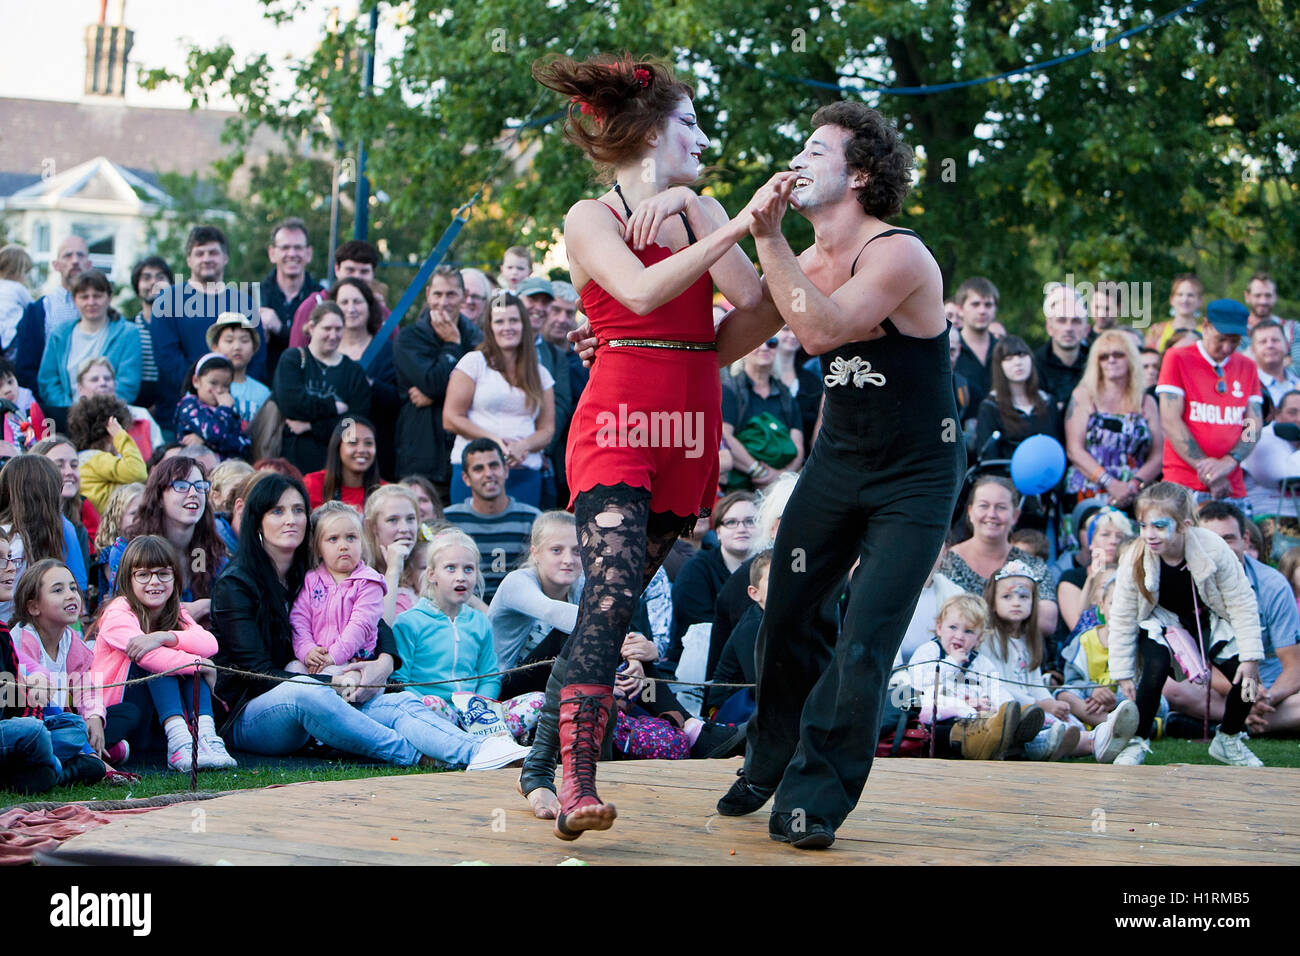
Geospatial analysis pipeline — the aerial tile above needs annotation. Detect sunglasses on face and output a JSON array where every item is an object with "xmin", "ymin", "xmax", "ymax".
[
  {"xmin": 758, "ymin": 338, "xmax": 779, "ymax": 350},
  {"xmin": 1098, "ymin": 351, "xmax": 1127, "ymax": 362}
]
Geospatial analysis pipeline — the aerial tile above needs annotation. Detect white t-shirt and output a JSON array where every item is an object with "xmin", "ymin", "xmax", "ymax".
[{"xmin": 450, "ymin": 349, "xmax": 554, "ymax": 471}]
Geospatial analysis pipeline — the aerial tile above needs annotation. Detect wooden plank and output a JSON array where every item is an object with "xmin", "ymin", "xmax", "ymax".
[{"xmin": 53, "ymin": 759, "xmax": 1300, "ymax": 866}]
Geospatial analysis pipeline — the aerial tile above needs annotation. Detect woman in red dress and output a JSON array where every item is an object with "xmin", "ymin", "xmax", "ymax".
[{"xmin": 530, "ymin": 53, "xmax": 763, "ymax": 839}]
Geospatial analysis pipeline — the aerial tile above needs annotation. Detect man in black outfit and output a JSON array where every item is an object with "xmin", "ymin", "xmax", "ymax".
[
  {"xmin": 709, "ymin": 103, "xmax": 966, "ymax": 849},
  {"xmin": 1034, "ymin": 283, "xmax": 1089, "ymax": 412}
]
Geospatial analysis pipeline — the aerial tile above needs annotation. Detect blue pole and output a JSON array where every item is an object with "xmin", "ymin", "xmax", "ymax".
[{"xmin": 353, "ymin": 5, "xmax": 379, "ymax": 240}]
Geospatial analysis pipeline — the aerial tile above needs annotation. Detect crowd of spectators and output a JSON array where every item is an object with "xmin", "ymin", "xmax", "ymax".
[{"xmin": 0, "ymin": 217, "xmax": 1295, "ymax": 793}]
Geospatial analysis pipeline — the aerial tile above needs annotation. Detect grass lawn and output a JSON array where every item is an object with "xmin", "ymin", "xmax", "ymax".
[{"xmin": 5, "ymin": 735, "xmax": 1299, "ymax": 811}]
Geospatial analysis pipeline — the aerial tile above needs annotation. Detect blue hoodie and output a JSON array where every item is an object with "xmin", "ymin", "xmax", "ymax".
[{"xmin": 391, "ymin": 598, "xmax": 501, "ymax": 702}]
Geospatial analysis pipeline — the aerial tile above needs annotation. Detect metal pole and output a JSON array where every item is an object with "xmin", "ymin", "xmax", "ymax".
[
  {"xmin": 328, "ymin": 155, "xmax": 341, "ymax": 283},
  {"xmin": 352, "ymin": 5, "xmax": 378, "ymax": 240}
]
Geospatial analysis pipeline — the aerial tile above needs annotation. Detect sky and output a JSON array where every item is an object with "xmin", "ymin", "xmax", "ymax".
[{"xmin": 1, "ymin": 0, "xmax": 398, "ymax": 110}]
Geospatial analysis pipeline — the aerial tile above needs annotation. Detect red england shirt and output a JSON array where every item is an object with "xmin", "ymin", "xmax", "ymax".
[{"xmin": 1156, "ymin": 342, "xmax": 1261, "ymax": 496}]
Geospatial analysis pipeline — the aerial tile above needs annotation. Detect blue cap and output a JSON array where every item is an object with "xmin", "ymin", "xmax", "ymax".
[
  {"xmin": 1205, "ymin": 299, "xmax": 1249, "ymax": 337},
  {"xmin": 515, "ymin": 277, "xmax": 554, "ymax": 299}
]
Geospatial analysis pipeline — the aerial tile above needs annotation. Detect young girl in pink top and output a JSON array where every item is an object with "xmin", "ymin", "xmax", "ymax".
[
  {"xmin": 289, "ymin": 502, "xmax": 386, "ymax": 676},
  {"xmin": 90, "ymin": 535, "xmax": 234, "ymax": 772}
]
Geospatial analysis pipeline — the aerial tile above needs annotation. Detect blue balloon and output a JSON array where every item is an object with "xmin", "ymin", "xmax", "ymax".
[{"xmin": 1010, "ymin": 435, "xmax": 1066, "ymax": 495}]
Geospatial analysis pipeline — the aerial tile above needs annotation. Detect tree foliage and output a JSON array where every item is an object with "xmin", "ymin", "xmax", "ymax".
[{"xmin": 140, "ymin": 0, "xmax": 1299, "ymax": 339}]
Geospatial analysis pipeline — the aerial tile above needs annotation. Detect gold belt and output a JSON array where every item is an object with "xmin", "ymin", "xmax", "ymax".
[{"xmin": 605, "ymin": 337, "xmax": 717, "ymax": 351}]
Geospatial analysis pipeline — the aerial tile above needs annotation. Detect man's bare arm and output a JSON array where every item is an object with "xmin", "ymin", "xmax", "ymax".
[{"xmin": 1159, "ymin": 393, "xmax": 1208, "ymax": 466}]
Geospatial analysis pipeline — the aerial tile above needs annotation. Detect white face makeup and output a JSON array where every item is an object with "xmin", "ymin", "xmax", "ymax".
[{"xmin": 1138, "ymin": 513, "xmax": 1180, "ymax": 555}]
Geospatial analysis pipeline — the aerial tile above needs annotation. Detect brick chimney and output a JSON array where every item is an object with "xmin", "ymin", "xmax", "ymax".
[{"xmin": 84, "ymin": 0, "xmax": 134, "ymax": 97}]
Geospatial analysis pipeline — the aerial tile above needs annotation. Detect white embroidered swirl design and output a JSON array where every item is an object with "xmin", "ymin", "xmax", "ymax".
[{"xmin": 823, "ymin": 355, "xmax": 887, "ymax": 388}]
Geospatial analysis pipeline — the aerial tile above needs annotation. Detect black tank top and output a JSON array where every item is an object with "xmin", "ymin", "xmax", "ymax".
[{"xmin": 817, "ymin": 228, "xmax": 962, "ymax": 466}]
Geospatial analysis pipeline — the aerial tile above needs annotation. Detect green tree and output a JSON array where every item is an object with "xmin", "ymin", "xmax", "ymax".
[{"xmin": 140, "ymin": 0, "xmax": 1300, "ymax": 339}]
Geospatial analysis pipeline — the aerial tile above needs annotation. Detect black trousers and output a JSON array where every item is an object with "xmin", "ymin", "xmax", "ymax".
[
  {"xmin": 1135, "ymin": 636, "xmax": 1250, "ymax": 737},
  {"xmin": 744, "ymin": 435, "xmax": 961, "ymax": 829}
]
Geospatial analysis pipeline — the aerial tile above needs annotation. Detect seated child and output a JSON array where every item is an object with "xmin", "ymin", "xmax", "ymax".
[
  {"xmin": 91, "ymin": 535, "xmax": 234, "ymax": 771},
  {"xmin": 8, "ymin": 558, "xmax": 106, "ymax": 785},
  {"xmin": 0, "ymin": 356, "xmax": 45, "ymax": 451},
  {"xmin": 67, "ymin": 395, "xmax": 147, "ymax": 513},
  {"xmin": 174, "ymin": 353, "xmax": 250, "ymax": 460},
  {"xmin": 909, "ymin": 594, "xmax": 1009, "ymax": 723},
  {"xmin": 289, "ymin": 502, "xmax": 386, "ymax": 676}
]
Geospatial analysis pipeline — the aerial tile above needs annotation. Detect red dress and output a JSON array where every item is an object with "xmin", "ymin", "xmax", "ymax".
[{"xmin": 565, "ymin": 204, "xmax": 721, "ymax": 520}]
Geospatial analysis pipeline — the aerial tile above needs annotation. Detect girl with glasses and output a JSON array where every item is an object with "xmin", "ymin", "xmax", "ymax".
[
  {"xmin": 89, "ymin": 535, "xmax": 234, "ymax": 771},
  {"xmin": 104, "ymin": 458, "xmax": 227, "ymax": 623},
  {"xmin": 669, "ymin": 492, "xmax": 758, "ymax": 662},
  {"xmin": 1065, "ymin": 330, "xmax": 1163, "ymax": 507}
]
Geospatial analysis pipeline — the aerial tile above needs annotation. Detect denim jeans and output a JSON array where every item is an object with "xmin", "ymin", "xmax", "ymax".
[
  {"xmin": 0, "ymin": 716, "xmax": 59, "ymax": 793},
  {"xmin": 225, "ymin": 678, "xmax": 478, "ymax": 767},
  {"xmin": 41, "ymin": 707, "xmax": 91, "ymax": 765},
  {"xmin": 149, "ymin": 674, "xmax": 215, "ymax": 723}
]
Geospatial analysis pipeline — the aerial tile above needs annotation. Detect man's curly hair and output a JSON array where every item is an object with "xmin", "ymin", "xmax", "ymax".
[
  {"xmin": 67, "ymin": 394, "xmax": 133, "ymax": 451},
  {"xmin": 810, "ymin": 102, "xmax": 914, "ymax": 219}
]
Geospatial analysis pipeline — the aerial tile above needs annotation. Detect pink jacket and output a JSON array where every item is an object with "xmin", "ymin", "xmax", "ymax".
[
  {"xmin": 90, "ymin": 597, "xmax": 219, "ymax": 718},
  {"xmin": 11, "ymin": 624, "xmax": 99, "ymax": 720},
  {"xmin": 290, "ymin": 562, "xmax": 386, "ymax": 666}
]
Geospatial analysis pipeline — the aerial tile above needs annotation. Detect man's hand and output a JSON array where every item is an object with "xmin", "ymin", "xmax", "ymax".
[
  {"xmin": 260, "ymin": 307, "xmax": 283, "ymax": 336},
  {"xmin": 568, "ymin": 322, "xmax": 598, "ymax": 369},
  {"xmin": 1198, "ymin": 456, "xmax": 1236, "ymax": 488},
  {"xmin": 430, "ymin": 312, "xmax": 462, "ymax": 344}
]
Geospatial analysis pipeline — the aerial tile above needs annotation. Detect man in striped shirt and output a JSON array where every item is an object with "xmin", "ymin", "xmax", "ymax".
[
  {"xmin": 128, "ymin": 255, "xmax": 171, "ymax": 413},
  {"xmin": 444, "ymin": 438, "xmax": 541, "ymax": 603}
]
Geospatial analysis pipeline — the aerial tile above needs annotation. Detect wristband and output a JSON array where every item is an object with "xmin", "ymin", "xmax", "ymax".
[
  {"xmin": 746, "ymin": 460, "xmax": 764, "ymax": 478},
  {"xmin": 1091, "ymin": 465, "xmax": 1106, "ymax": 484}
]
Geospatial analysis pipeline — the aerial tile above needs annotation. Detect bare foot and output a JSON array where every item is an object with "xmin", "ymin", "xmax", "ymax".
[
  {"xmin": 554, "ymin": 801, "xmax": 618, "ymax": 841},
  {"xmin": 517, "ymin": 778, "xmax": 560, "ymax": 820}
]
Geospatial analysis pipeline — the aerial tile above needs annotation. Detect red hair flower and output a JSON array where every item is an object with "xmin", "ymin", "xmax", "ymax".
[
  {"xmin": 634, "ymin": 67, "xmax": 651, "ymax": 88},
  {"xmin": 570, "ymin": 96, "xmax": 604, "ymax": 123}
]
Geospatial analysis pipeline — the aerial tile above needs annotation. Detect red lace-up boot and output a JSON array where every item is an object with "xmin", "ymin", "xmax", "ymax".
[{"xmin": 554, "ymin": 684, "xmax": 617, "ymax": 841}]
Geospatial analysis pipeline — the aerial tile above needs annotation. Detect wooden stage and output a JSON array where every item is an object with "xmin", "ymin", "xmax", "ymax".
[{"xmin": 48, "ymin": 758, "xmax": 1300, "ymax": 865}]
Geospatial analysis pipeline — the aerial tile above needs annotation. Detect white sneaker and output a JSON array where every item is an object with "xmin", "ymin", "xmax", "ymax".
[
  {"xmin": 195, "ymin": 715, "xmax": 238, "ymax": 769},
  {"xmin": 467, "ymin": 736, "xmax": 531, "ymax": 771},
  {"xmin": 1208, "ymin": 730, "xmax": 1264, "ymax": 767},
  {"xmin": 1112, "ymin": 737, "xmax": 1151, "ymax": 766},
  {"xmin": 1093, "ymin": 699, "xmax": 1140, "ymax": 763}
]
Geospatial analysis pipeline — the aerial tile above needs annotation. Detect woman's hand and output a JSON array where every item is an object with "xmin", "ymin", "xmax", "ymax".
[
  {"xmin": 1105, "ymin": 477, "xmax": 1132, "ymax": 507},
  {"xmin": 624, "ymin": 186, "xmax": 696, "ymax": 251},
  {"xmin": 332, "ymin": 670, "xmax": 362, "ymax": 702},
  {"xmin": 182, "ymin": 599, "xmax": 211, "ymax": 623},
  {"xmin": 285, "ymin": 419, "xmax": 312, "ymax": 435},
  {"xmin": 621, "ymin": 632, "xmax": 659, "ymax": 663},
  {"xmin": 1118, "ymin": 679, "xmax": 1137, "ymax": 703},
  {"xmin": 745, "ymin": 171, "xmax": 800, "ymax": 239},
  {"xmin": 1234, "ymin": 661, "xmax": 1262, "ymax": 703},
  {"xmin": 385, "ymin": 540, "xmax": 414, "ymax": 577},
  {"xmin": 305, "ymin": 647, "xmax": 332, "ymax": 674},
  {"xmin": 407, "ymin": 386, "xmax": 434, "ymax": 408},
  {"xmin": 86, "ymin": 716, "xmax": 106, "ymax": 757},
  {"xmin": 342, "ymin": 655, "xmax": 396, "ymax": 704}
]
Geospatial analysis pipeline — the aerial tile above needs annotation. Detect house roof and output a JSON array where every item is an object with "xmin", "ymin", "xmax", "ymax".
[{"xmin": 0, "ymin": 156, "xmax": 173, "ymax": 210}]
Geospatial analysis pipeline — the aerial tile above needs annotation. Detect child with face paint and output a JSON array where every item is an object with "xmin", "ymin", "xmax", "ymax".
[{"xmin": 1106, "ymin": 481, "xmax": 1266, "ymax": 766}]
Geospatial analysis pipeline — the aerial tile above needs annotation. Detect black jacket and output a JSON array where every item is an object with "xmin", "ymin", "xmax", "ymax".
[
  {"xmin": 706, "ymin": 603, "xmax": 760, "ymax": 712},
  {"xmin": 707, "ymin": 556, "xmax": 756, "ymax": 680},
  {"xmin": 273, "ymin": 347, "xmax": 372, "ymax": 474},
  {"xmin": 393, "ymin": 314, "xmax": 483, "ymax": 484},
  {"xmin": 1033, "ymin": 342, "xmax": 1086, "ymax": 412},
  {"xmin": 210, "ymin": 558, "xmax": 402, "ymax": 734},
  {"xmin": 669, "ymin": 546, "xmax": 733, "ymax": 662}
]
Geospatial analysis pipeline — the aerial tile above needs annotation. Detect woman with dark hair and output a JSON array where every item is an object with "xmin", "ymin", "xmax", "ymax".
[
  {"xmin": 104, "ymin": 456, "xmax": 226, "ymax": 623},
  {"xmin": 443, "ymin": 291, "xmax": 554, "ymax": 507},
  {"xmin": 0, "ymin": 454, "xmax": 85, "ymax": 618},
  {"xmin": 209, "ymin": 472, "xmax": 527, "ymax": 769},
  {"xmin": 273, "ymin": 301, "xmax": 372, "ymax": 475},
  {"xmin": 529, "ymin": 52, "xmax": 762, "ymax": 838},
  {"xmin": 302, "ymin": 415, "xmax": 383, "ymax": 509},
  {"xmin": 975, "ymin": 335, "xmax": 1061, "ymax": 462},
  {"xmin": 37, "ymin": 270, "xmax": 142, "ymax": 414},
  {"xmin": 330, "ymin": 278, "xmax": 400, "ymax": 479}
]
